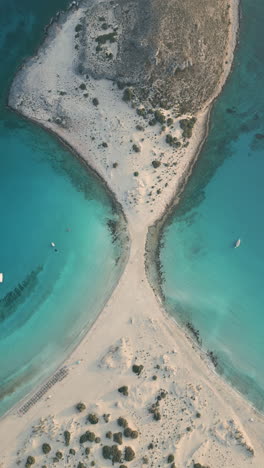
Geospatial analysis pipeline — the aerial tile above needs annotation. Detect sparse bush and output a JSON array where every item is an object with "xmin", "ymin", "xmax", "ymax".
[
  {"xmin": 87, "ymin": 413, "xmax": 99, "ymax": 424},
  {"xmin": 102, "ymin": 142, "xmax": 108, "ymax": 147},
  {"xmin": 102, "ymin": 22, "xmax": 108, "ymax": 30},
  {"xmin": 131, "ymin": 430, "xmax": 138, "ymax": 439},
  {"xmin": 152, "ymin": 160, "xmax": 161, "ymax": 169},
  {"xmin": 132, "ymin": 364, "xmax": 144, "ymax": 375},
  {"xmin": 69, "ymin": 448, "xmax": 76, "ymax": 455},
  {"xmin": 113, "ymin": 432, "xmax": 123, "ymax": 445},
  {"xmin": 64, "ymin": 430, "xmax": 71, "ymax": 446},
  {"xmin": 167, "ymin": 117, "xmax": 174, "ymax": 126},
  {"xmin": 124, "ymin": 446, "xmax": 135, "ymax": 462},
  {"xmin": 136, "ymin": 124, "xmax": 144, "ymax": 131},
  {"xmin": 85, "ymin": 447, "xmax": 90, "ymax": 455},
  {"xmin": 142, "ymin": 456, "xmax": 149, "ymax": 464},
  {"xmin": 168, "ymin": 454, "xmax": 174, "ymax": 463},
  {"xmin": 118, "ymin": 386, "xmax": 128, "ymax": 396},
  {"xmin": 103, "ymin": 413, "xmax": 110, "ymax": 422},
  {"xmin": 153, "ymin": 410, "xmax": 161, "ymax": 421},
  {"xmin": 106, "ymin": 431, "xmax": 113, "ymax": 439},
  {"xmin": 76, "ymin": 402, "xmax": 86, "ymax": 412},
  {"xmin": 79, "ymin": 83, "xmax": 86, "ymax": 90},
  {"xmin": 117, "ymin": 417, "xmax": 128, "ymax": 428},
  {"xmin": 95, "ymin": 437, "xmax": 101, "ymax": 443},
  {"xmin": 42, "ymin": 443, "xmax": 51, "ymax": 454},
  {"xmin": 77, "ymin": 463, "xmax": 85, "ymax": 468},
  {"xmin": 196, "ymin": 412, "xmax": 201, "ymax": 418},
  {"xmin": 56, "ymin": 452, "xmax": 62, "ymax": 459}
]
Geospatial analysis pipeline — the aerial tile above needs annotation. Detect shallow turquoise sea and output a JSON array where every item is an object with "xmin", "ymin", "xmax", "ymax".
[
  {"xmin": 0, "ymin": 0, "xmax": 125, "ymax": 416},
  {"xmin": 160, "ymin": 0, "xmax": 264, "ymax": 410}
]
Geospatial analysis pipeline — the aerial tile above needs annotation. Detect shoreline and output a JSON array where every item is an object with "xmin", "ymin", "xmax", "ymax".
[{"xmin": 2, "ymin": 1, "xmax": 264, "ymax": 467}]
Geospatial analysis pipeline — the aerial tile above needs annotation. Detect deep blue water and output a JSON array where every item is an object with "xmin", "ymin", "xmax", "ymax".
[
  {"xmin": 160, "ymin": 0, "xmax": 264, "ymax": 410},
  {"xmin": 0, "ymin": 0, "xmax": 126, "ymax": 416}
]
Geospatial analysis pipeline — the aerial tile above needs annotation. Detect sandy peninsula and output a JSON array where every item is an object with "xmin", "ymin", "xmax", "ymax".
[{"xmin": 1, "ymin": 0, "xmax": 264, "ymax": 467}]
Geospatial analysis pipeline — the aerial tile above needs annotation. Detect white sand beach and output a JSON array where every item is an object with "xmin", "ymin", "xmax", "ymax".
[{"xmin": 2, "ymin": 0, "xmax": 264, "ymax": 467}]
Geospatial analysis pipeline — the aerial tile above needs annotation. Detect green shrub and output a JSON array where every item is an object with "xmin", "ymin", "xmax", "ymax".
[
  {"xmin": 75, "ymin": 24, "xmax": 82, "ymax": 32},
  {"xmin": 117, "ymin": 417, "xmax": 128, "ymax": 428},
  {"xmin": 149, "ymin": 118, "xmax": 156, "ymax": 126},
  {"xmin": 92, "ymin": 97, "xmax": 99, "ymax": 106},
  {"xmin": 154, "ymin": 110, "xmax": 166, "ymax": 124},
  {"xmin": 102, "ymin": 141, "xmax": 108, "ymax": 147},
  {"xmin": 77, "ymin": 463, "xmax": 86, "ymax": 468},
  {"xmin": 112, "ymin": 445, "xmax": 122, "ymax": 463},
  {"xmin": 102, "ymin": 22, "xmax": 108, "ymax": 30},
  {"xmin": 152, "ymin": 160, "xmax": 161, "ymax": 169},
  {"xmin": 168, "ymin": 454, "xmax": 174, "ymax": 463},
  {"xmin": 76, "ymin": 402, "xmax": 86, "ymax": 412},
  {"xmin": 132, "ymin": 144, "xmax": 140, "ymax": 153},
  {"xmin": 26, "ymin": 456, "xmax": 35, "ymax": 465},
  {"xmin": 95, "ymin": 436, "xmax": 101, "ymax": 443},
  {"xmin": 106, "ymin": 431, "xmax": 113, "ymax": 439},
  {"xmin": 179, "ymin": 117, "xmax": 196, "ymax": 138},
  {"xmin": 167, "ymin": 117, "xmax": 174, "ymax": 126},
  {"xmin": 113, "ymin": 432, "xmax": 123, "ymax": 445},
  {"xmin": 79, "ymin": 83, "xmax": 86, "ymax": 90},
  {"xmin": 102, "ymin": 445, "xmax": 122, "ymax": 463},
  {"xmin": 165, "ymin": 133, "xmax": 181, "ymax": 147},
  {"xmin": 69, "ymin": 448, "xmax": 76, "ymax": 455},
  {"xmin": 136, "ymin": 124, "xmax": 144, "ymax": 131},
  {"xmin": 95, "ymin": 31, "xmax": 117, "ymax": 45},
  {"xmin": 102, "ymin": 445, "xmax": 112, "ymax": 459},
  {"xmin": 80, "ymin": 431, "xmax": 96, "ymax": 444},
  {"xmin": 133, "ymin": 171, "xmax": 139, "ymax": 177},
  {"xmin": 142, "ymin": 456, "xmax": 149, "ymax": 464},
  {"xmin": 136, "ymin": 108, "xmax": 146, "ymax": 117},
  {"xmin": 56, "ymin": 451, "xmax": 63, "ymax": 459},
  {"xmin": 64, "ymin": 430, "xmax": 71, "ymax": 446},
  {"xmin": 123, "ymin": 88, "xmax": 133, "ymax": 102},
  {"xmin": 87, "ymin": 413, "xmax": 99, "ymax": 424},
  {"xmin": 42, "ymin": 443, "xmax": 51, "ymax": 454},
  {"xmin": 118, "ymin": 386, "xmax": 128, "ymax": 396},
  {"xmin": 131, "ymin": 430, "xmax": 138, "ymax": 439},
  {"xmin": 132, "ymin": 364, "xmax": 143, "ymax": 375},
  {"xmin": 123, "ymin": 427, "xmax": 132, "ymax": 438},
  {"xmin": 85, "ymin": 447, "xmax": 90, "ymax": 455},
  {"xmin": 124, "ymin": 446, "xmax": 135, "ymax": 462}
]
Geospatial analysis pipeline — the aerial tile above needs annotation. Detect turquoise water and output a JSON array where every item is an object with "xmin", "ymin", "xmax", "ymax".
[
  {"xmin": 0, "ymin": 1, "xmax": 126, "ymax": 416},
  {"xmin": 160, "ymin": 0, "xmax": 264, "ymax": 410}
]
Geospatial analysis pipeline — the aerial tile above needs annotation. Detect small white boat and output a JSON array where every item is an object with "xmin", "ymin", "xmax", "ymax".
[
  {"xmin": 51, "ymin": 242, "xmax": 56, "ymax": 248},
  {"xmin": 234, "ymin": 238, "xmax": 241, "ymax": 248},
  {"xmin": 0, "ymin": 273, "xmax": 3, "ymax": 283}
]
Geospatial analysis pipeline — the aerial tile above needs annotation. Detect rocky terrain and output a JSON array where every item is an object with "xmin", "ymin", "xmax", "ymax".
[{"xmin": 74, "ymin": 0, "xmax": 230, "ymax": 112}]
